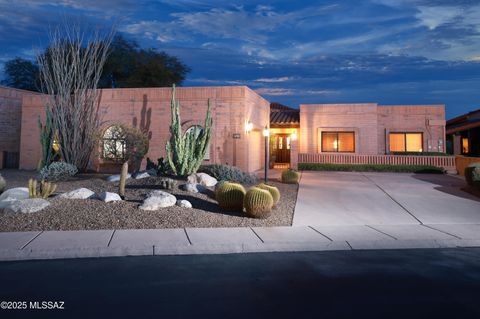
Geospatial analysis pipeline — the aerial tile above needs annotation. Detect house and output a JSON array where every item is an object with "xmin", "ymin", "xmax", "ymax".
[
  {"xmin": 446, "ymin": 109, "xmax": 480, "ymax": 157},
  {"xmin": 0, "ymin": 85, "xmax": 447, "ymax": 172}
]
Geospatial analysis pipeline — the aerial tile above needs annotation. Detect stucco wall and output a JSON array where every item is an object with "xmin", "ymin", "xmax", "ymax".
[{"xmin": 19, "ymin": 86, "xmax": 270, "ymax": 172}]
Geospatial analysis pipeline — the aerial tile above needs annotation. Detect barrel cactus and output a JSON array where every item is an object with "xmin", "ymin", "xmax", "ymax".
[
  {"xmin": 214, "ymin": 180, "xmax": 228, "ymax": 198},
  {"xmin": 216, "ymin": 182, "xmax": 246, "ymax": 211},
  {"xmin": 281, "ymin": 169, "xmax": 299, "ymax": 184},
  {"xmin": 465, "ymin": 162, "xmax": 480, "ymax": 189},
  {"xmin": 256, "ymin": 183, "xmax": 280, "ymax": 205},
  {"xmin": 0, "ymin": 174, "xmax": 6, "ymax": 194},
  {"xmin": 244, "ymin": 187, "xmax": 274, "ymax": 218}
]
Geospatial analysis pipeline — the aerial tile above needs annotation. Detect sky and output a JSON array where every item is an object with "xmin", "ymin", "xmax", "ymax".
[{"xmin": 0, "ymin": 0, "xmax": 479, "ymax": 118}]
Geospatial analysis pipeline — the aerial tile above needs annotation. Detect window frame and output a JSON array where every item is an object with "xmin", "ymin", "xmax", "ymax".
[
  {"xmin": 101, "ymin": 125, "xmax": 127, "ymax": 162},
  {"xmin": 461, "ymin": 137, "xmax": 469, "ymax": 154},
  {"xmin": 389, "ymin": 132, "xmax": 424, "ymax": 153},
  {"xmin": 321, "ymin": 131, "xmax": 355, "ymax": 153}
]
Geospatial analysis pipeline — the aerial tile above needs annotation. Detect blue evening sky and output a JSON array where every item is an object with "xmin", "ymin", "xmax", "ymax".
[{"xmin": 1, "ymin": 0, "xmax": 479, "ymax": 118}]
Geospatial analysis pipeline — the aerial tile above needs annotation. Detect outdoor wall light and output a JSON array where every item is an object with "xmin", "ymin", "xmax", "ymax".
[
  {"xmin": 263, "ymin": 126, "xmax": 270, "ymax": 137},
  {"xmin": 291, "ymin": 130, "xmax": 297, "ymax": 141},
  {"xmin": 333, "ymin": 140, "xmax": 338, "ymax": 149},
  {"xmin": 245, "ymin": 121, "xmax": 253, "ymax": 134}
]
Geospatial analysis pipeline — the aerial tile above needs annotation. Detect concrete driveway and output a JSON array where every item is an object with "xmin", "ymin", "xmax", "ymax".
[{"xmin": 293, "ymin": 171, "xmax": 480, "ymax": 226}]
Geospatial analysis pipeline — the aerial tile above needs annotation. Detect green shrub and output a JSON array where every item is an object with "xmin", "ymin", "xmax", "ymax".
[
  {"xmin": 0, "ymin": 174, "xmax": 6, "ymax": 194},
  {"xmin": 244, "ymin": 187, "xmax": 274, "ymax": 218},
  {"xmin": 39, "ymin": 162, "xmax": 78, "ymax": 181},
  {"xmin": 391, "ymin": 152, "xmax": 448, "ymax": 156},
  {"xmin": 281, "ymin": 169, "xmax": 300, "ymax": 184},
  {"xmin": 146, "ymin": 157, "xmax": 170, "ymax": 175},
  {"xmin": 256, "ymin": 183, "xmax": 280, "ymax": 205},
  {"xmin": 298, "ymin": 163, "xmax": 444, "ymax": 173},
  {"xmin": 199, "ymin": 164, "xmax": 258, "ymax": 184},
  {"xmin": 216, "ymin": 182, "xmax": 246, "ymax": 211},
  {"xmin": 465, "ymin": 162, "xmax": 480, "ymax": 189}
]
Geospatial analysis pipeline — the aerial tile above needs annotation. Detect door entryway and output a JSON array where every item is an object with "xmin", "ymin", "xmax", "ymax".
[{"xmin": 271, "ymin": 134, "xmax": 291, "ymax": 168}]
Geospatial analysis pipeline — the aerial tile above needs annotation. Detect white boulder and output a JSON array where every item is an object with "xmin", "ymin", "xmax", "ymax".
[
  {"xmin": 176, "ymin": 199, "xmax": 192, "ymax": 208},
  {"xmin": 134, "ymin": 172, "xmax": 150, "ymax": 179},
  {"xmin": 187, "ymin": 173, "xmax": 217, "ymax": 187},
  {"xmin": 60, "ymin": 188, "xmax": 95, "ymax": 199},
  {"xmin": 181, "ymin": 183, "xmax": 207, "ymax": 194},
  {"xmin": 97, "ymin": 191, "xmax": 122, "ymax": 202},
  {"xmin": 106, "ymin": 174, "xmax": 131, "ymax": 182},
  {"xmin": 0, "ymin": 187, "xmax": 30, "ymax": 208},
  {"xmin": 4, "ymin": 198, "xmax": 50, "ymax": 213},
  {"xmin": 139, "ymin": 190, "xmax": 176, "ymax": 210}
]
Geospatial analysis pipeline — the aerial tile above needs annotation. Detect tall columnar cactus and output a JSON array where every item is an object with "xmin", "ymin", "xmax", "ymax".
[
  {"xmin": 244, "ymin": 187, "xmax": 274, "ymax": 218},
  {"xmin": 38, "ymin": 107, "xmax": 56, "ymax": 170},
  {"xmin": 166, "ymin": 84, "xmax": 212, "ymax": 176},
  {"xmin": 28, "ymin": 179, "xmax": 57, "ymax": 199},
  {"xmin": 119, "ymin": 162, "xmax": 128, "ymax": 199},
  {"xmin": 281, "ymin": 169, "xmax": 300, "ymax": 184},
  {"xmin": 256, "ymin": 183, "xmax": 280, "ymax": 206},
  {"xmin": 216, "ymin": 182, "xmax": 246, "ymax": 211}
]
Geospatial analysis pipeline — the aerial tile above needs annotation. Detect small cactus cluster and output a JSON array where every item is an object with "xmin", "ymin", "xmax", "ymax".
[
  {"xmin": 281, "ymin": 169, "xmax": 300, "ymax": 184},
  {"xmin": 256, "ymin": 183, "xmax": 280, "ymax": 206},
  {"xmin": 28, "ymin": 178, "xmax": 57, "ymax": 199},
  {"xmin": 119, "ymin": 162, "xmax": 128, "ymax": 199},
  {"xmin": 0, "ymin": 174, "xmax": 6, "ymax": 194},
  {"xmin": 465, "ymin": 162, "xmax": 480, "ymax": 189},
  {"xmin": 244, "ymin": 187, "xmax": 274, "ymax": 218},
  {"xmin": 216, "ymin": 182, "xmax": 246, "ymax": 211},
  {"xmin": 158, "ymin": 177, "xmax": 177, "ymax": 190}
]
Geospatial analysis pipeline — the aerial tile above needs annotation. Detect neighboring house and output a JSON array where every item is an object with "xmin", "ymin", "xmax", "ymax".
[
  {"xmin": 0, "ymin": 85, "xmax": 446, "ymax": 172},
  {"xmin": 446, "ymin": 109, "xmax": 480, "ymax": 157}
]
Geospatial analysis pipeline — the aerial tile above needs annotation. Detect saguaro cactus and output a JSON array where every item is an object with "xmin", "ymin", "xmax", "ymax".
[
  {"xmin": 119, "ymin": 162, "xmax": 128, "ymax": 199},
  {"xmin": 166, "ymin": 84, "xmax": 212, "ymax": 176}
]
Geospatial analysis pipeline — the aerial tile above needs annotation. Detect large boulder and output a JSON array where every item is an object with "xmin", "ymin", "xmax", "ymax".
[
  {"xmin": 181, "ymin": 183, "xmax": 207, "ymax": 194},
  {"xmin": 4, "ymin": 198, "xmax": 50, "ymax": 213},
  {"xmin": 0, "ymin": 174, "xmax": 6, "ymax": 193},
  {"xmin": 0, "ymin": 187, "xmax": 29, "ymax": 208},
  {"xmin": 176, "ymin": 199, "xmax": 192, "ymax": 208},
  {"xmin": 187, "ymin": 173, "xmax": 217, "ymax": 187},
  {"xmin": 106, "ymin": 174, "xmax": 131, "ymax": 182},
  {"xmin": 60, "ymin": 188, "xmax": 95, "ymax": 199},
  {"xmin": 139, "ymin": 190, "xmax": 176, "ymax": 210},
  {"xmin": 97, "ymin": 191, "xmax": 122, "ymax": 202}
]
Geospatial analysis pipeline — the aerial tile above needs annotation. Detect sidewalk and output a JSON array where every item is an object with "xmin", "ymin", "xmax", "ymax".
[{"xmin": 1, "ymin": 224, "xmax": 480, "ymax": 261}]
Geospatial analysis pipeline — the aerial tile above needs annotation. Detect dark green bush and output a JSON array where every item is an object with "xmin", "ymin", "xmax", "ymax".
[
  {"xmin": 199, "ymin": 164, "xmax": 258, "ymax": 184},
  {"xmin": 391, "ymin": 152, "xmax": 448, "ymax": 156},
  {"xmin": 465, "ymin": 162, "xmax": 480, "ymax": 189},
  {"xmin": 298, "ymin": 163, "xmax": 444, "ymax": 174}
]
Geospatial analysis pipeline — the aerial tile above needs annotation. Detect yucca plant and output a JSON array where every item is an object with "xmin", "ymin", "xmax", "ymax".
[{"xmin": 166, "ymin": 84, "xmax": 212, "ymax": 176}]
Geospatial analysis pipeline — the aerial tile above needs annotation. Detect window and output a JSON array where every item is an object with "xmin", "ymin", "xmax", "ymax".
[
  {"xmin": 321, "ymin": 132, "xmax": 355, "ymax": 152},
  {"xmin": 389, "ymin": 133, "xmax": 423, "ymax": 152},
  {"xmin": 102, "ymin": 125, "xmax": 126, "ymax": 161},
  {"xmin": 462, "ymin": 137, "xmax": 469, "ymax": 154},
  {"xmin": 186, "ymin": 125, "xmax": 210, "ymax": 160}
]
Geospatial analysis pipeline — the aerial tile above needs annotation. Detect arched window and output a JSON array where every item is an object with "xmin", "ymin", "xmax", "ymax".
[
  {"xmin": 186, "ymin": 125, "xmax": 210, "ymax": 160},
  {"xmin": 102, "ymin": 125, "xmax": 126, "ymax": 161}
]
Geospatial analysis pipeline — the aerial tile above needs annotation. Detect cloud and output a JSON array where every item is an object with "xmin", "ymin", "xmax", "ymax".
[
  {"xmin": 254, "ymin": 76, "xmax": 293, "ymax": 83},
  {"xmin": 254, "ymin": 88, "xmax": 295, "ymax": 96}
]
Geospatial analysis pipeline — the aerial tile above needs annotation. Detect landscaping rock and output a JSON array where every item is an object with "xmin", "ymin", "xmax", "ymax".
[
  {"xmin": 139, "ymin": 190, "xmax": 177, "ymax": 210},
  {"xmin": 60, "ymin": 188, "xmax": 95, "ymax": 199},
  {"xmin": 97, "ymin": 191, "xmax": 122, "ymax": 202},
  {"xmin": 181, "ymin": 183, "xmax": 207, "ymax": 194},
  {"xmin": 146, "ymin": 169, "xmax": 157, "ymax": 176},
  {"xmin": 0, "ymin": 174, "xmax": 6, "ymax": 193},
  {"xmin": 106, "ymin": 173, "xmax": 131, "ymax": 182},
  {"xmin": 4, "ymin": 198, "xmax": 50, "ymax": 213},
  {"xmin": 187, "ymin": 173, "xmax": 217, "ymax": 187},
  {"xmin": 133, "ymin": 171, "xmax": 150, "ymax": 179},
  {"xmin": 176, "ymin": 199, "xmax": 192, "ymax": 208},
  {"xmin": 0, "ymin": 187, "xmax": 30, "ymax": 208}
]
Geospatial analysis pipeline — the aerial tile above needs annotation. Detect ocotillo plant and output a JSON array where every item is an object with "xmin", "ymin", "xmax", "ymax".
[
  {"xmin": 166, "ymin": 84, "xmax": 212, "ymax": 176},
  {"xmin": 119, "ymin": 161, "xmax": 128, "ymax": 199}
]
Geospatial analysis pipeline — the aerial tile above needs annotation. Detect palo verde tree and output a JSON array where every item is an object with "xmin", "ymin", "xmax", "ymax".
[
  {"xmin": 36, "ymin": 24, "xmax": 115, "ymax": 171},
  {"xmin": 166, "ymin": 85, "xmax": 212, "ymax": 176}
]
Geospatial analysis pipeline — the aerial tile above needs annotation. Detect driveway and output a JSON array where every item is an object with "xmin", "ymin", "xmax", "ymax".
[{"xmin": 293, "ymin": 171, "xmax": 480, "ymax": 226}]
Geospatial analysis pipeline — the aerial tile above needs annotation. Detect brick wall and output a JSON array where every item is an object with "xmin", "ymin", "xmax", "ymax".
[{"xmin": 19, "ymin": 86, "xmax": 270, "ymax": 173}]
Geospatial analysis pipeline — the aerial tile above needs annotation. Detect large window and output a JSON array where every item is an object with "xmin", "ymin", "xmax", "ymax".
[
  {"xmin": 389, "ymin": 133, "xmax": 423, "ymax": 152},
  {"xmin": 102, "ymin": 125, "xmax": 126, "ymax": 161},
  {"xmin": 186, "ymin": 125, "xmax": 210, "ymax": 160},
  {"xmin": 462, "ymin": 137, "xmax": 469, "ymax": 154},
  {"xmin": 321, "ymin": 132, "xmax": 355, "ymax": 152}
]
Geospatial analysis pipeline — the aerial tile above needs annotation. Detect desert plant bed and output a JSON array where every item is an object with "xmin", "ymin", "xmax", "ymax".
[
  {"xmin": 298, "ymin": 163, "xmax": 444, "ymax": 173},
  {"xmin": 0, "ymin": 170, "xmax": 297, "ymax": 232}
]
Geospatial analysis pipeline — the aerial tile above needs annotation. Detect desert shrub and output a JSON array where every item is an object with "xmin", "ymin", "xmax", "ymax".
[
  {"xmin": 244, "ymin": 187, "xmax": 274, "ymax": 218},
  {"xmin": 0, "ymin": 174, "xmax": 6, "ymax": 194},
  {"xmin": 39, "ymin": 162, "xmax": 78, "ymax": 181},
  {"xmin": 216, "ymin": 182, "xmax": 246, "ymax": 211},
  {"xmin": 199, "ymin": 164, "xmax": 257, "ymax": 184},
  {"xmin": 146, "ymin": 157, "xmax": 170, "ymax": 175},
  {"xmin": 298, "ymin": 163, "xmax": 444, "ymax": 174},
  {"xmin": 256, "ymin": 183, "xmax": 280, "ymax": 205},
  {"xmin": 465, "ymin": 162, "xmax": 480, "ymax": 189},
  {"xmin": 281, "ymin": 169, "xmax": 300, "ymax": 184}
]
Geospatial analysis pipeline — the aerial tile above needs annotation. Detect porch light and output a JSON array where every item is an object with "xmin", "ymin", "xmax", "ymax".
[
  {"xmin": 263, "ymin": 125, "xmax": 269, "ymax": 183},
  {"xmin": 245, "ymin": 121, "xmax": 253, "ymax": 134},
  {"xmin": 291, "ymin": 130, "xmax": 297, "ymax": 141},
  {"xmin": 263, "ymin": 126, "xmax": 270, "ymax": 137},
  {"xmin": 333, "ymin": 140, "xmax": 338, "ymax": 149}
]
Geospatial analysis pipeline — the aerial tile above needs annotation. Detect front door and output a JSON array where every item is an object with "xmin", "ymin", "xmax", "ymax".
[{"xmin": 273, "ymin": 134, "xmax": 291, "ymax": 163}]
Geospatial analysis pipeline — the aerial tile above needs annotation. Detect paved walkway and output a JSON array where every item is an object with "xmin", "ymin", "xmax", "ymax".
[
  {"xmin": 1, "ymin": 224, "xmax": 480, "ymax": 261},
  {"xmin": 293, "ymin": 171, "xmax": 480, "ymax": 226}
]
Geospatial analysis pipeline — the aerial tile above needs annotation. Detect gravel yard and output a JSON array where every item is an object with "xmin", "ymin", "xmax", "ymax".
[{"xmin": 0, "ymin": 169, "xmax": 298, "ymax": 232}]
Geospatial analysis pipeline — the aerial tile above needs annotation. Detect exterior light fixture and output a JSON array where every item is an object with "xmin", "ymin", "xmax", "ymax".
[
  {"xmin": 291, "ymin": 130, "xmax": 297, "ymax": 141},
  {"xmin": 245, "ymin": 121, "xmax": 253, "ymax": 134},
  {"xmin": 333, "ymin": 140, "xmax": 338, "ymax": 149},
  {"xmin": 263, "ymin": 125, "xmax": 269, "ymax": 183},
  {"xmin": 263, "ymin": 126, "xmax": 270, "ymax": 137}
]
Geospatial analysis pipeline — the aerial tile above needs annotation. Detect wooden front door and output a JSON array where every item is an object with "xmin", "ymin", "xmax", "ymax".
[{"xmin": 273, "ymin": 134, "xmax": 291, "ymax": 163}]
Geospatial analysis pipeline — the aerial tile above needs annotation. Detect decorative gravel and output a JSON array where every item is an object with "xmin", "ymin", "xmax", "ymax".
[{"xmin": 0, "ymin": 170, "xmax": 298, "ymax": 232}]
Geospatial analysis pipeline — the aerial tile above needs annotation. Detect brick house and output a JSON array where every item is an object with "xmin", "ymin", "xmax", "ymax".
[{"xmin": 0, "ymin": 85, "xmax": 446, "ymax": 172}]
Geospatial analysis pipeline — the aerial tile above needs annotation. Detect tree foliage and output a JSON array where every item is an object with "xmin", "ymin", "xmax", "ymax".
[{"xmin": 1, "ymin": 57, "xmax": 40, "ymax": 91}]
